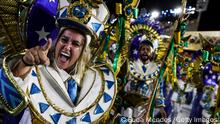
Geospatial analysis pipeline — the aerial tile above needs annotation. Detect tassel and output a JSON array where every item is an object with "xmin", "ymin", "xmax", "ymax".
[
  {"xmin": 202, "ymin": 50, "xmax": 209, "ymax": 62},
  {"xmin": 115, "ymin": 3, "xmax": 122, "ymax": 15},
  {"xmin": 113, "ymin": 16, "xmax": 125, "ymax": 72},
  {"xmin": 174, "ymin": 31, "xmax": 181, "ymax": 44},
  {"xmin": 212, "ymin": 66, "xmax": 220, "ymax": 72},
  {"xmin": 133, "ymin": 8, "xmax": 139, "ymax": 18}
]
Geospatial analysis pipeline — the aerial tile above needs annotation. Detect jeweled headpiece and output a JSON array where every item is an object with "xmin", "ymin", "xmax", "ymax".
[{"xmin": 57, "ymin": 0, "xmax": 110, "ymax": 47}]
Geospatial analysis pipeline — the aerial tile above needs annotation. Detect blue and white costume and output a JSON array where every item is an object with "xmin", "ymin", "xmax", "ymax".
[
  {"xmin": 0, "ymin": 57, "xmax": 117, "ymax": 124},
  {"xmin": 122, "ymin": 59, "xmax": 165, "ymax": 119}
]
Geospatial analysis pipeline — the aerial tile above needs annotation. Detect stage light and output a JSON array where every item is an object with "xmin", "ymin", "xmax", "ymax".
[
  {"xmin": 174, "ymin": 7, "xmax": 182, "ymax": 14},
  {"xmin": 151, "ymin": 10, "xmax": 159, "ymax": 18}
]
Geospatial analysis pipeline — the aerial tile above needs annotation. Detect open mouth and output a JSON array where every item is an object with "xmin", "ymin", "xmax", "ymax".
[
  {"xmin": 60, "ymin": 51, "xmax": 71, "ymax": 62},
  {"xmin": 142, "ymin": 54, "xmax": 148, "ymax": 57}
]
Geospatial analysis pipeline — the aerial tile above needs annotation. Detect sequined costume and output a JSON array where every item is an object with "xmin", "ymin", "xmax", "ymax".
[
  {"xmin": 122, "ymin": 59, "xmax": 165, "ymax": 120},
  {"xmin": 0, "ymin": 58, "xmax": 116, "ymax": 123},
  {"xmin": 0, "ymin": 0, "xmax": 117, "ymax": 123}
]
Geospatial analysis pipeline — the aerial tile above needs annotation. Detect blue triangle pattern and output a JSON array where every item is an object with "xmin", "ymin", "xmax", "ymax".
[
  {"xmin": 91, "ymin": 22, "xmax": 101, "ymax": 32},
  {"xmin": 67, "ymin": 118, "xmax": 76, "ymax": 124},
  {"xmin": 9, "ymin": 95, "xmax": 22, "ymax": 109},
  {"xmin": 106, "ymin": 80, "xmax": 114, "ymax": 89},
  {"xmin": 103, "ymin": 92, "xmax": 112, "ymax": 103},
  {"xmin": 39, "ymin": 102, "xmax": 49, "ymax": 113},
  {"xmin": 50, "ymin": 113, "xmax": 61, "ymax": 124},
  {"xmin": 101, "ymin": 68, "xmax": 109, "ymax": 75},
  {"xmin": 31, "ymin": 70, "xmax": 37, "ymax": 77},
  {"xmin": 61, "ymin": 8, "xmax": 67, "ymax": 17},
  {"xmin": 0, "ymin": 69, "xmax": 22, "ymax": 109},
  {"xmin": 142, "ymin": 65, "xmax": 147, "ymax": 73},
  {"xmin": 81, "ymin": 112, "xmax": 91, "ymax": 122},
  {"xmin": 94, "ymin": 104, "xmax": 104, "ymax": 114},
  {"xmin": 30, "ymin": 83, "xmax": 41, "ymax": 95}
]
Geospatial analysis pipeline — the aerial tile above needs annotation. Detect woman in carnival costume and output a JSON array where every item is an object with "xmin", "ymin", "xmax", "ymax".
[{"xmin": 0, "ymin": 0, "xmax": 117, "ymax": 123}]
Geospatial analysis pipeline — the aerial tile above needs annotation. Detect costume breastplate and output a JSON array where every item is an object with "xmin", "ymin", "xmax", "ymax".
[
  {"xmin": 129, "ymin": 61, "xmax": 160, "ymax": 83},
  {"xmin": 1, "ymin": 63, "xmax": 116, "ymax": 124},
  {"xmin": 30, "ymin": 65, "xmax": 116, "ymax": 124},
  {"xmin": 124, "ymin": 61, "xmax": 160, "ymax": 101}
]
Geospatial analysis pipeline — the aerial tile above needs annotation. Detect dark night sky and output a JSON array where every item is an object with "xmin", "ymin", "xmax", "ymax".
[
  {"xmin": 105, "ymin": 0, "xmax": 182, "ymax": 14},
  {"xmin": 104, "ymin": 0, "xmax": 220, "ymax": 31},
  {"xmin": 198, "ymin": 0, "xmax": 220, "ymax": 31},
  {"xmin": 138, "ymin": 0, "xmax": 182, "ymax": 11}
]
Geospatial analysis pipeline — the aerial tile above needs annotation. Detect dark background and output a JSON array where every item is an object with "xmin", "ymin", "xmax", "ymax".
[
  {"xmin": 105, "ymin": 0, "xmax": 220, "ymax": 31},
  {"xmin": 198, "ymin": 0, "xmax": 220, "ymax": 30}
]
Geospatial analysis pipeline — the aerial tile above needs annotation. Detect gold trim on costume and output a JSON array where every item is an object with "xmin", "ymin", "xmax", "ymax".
[
  {"xmin": 126, "ymin": 24, "xmax": 164, "ymax": 61},
  {"xmin": 92, "ymin": 65, "xmax": 118, "ymax": 123},
  {"xmin": 43, "ymin": 65, "xmax": 96, "ymax": 106},
  {"xmin": 1, "ymin": 52, "xmax": 29, "ymax": 115},
  {"xmin": 29, "ymin": 103, "xmax": 50, "ymax": 124},
  {"xmin": 76, "ymin": 68, "xmax": 96, "ymax": 105},
  {"xmin": 126, "ymin": 24, "xmax": 162, "ymax": 45},
  {"xmin": 33, "ymin": 66, "xmax": 105, "ymax": 117},
  {"xmin": 211, "ymin": 52, "xmax": 220, "ymax": 66},
  {"xmin": 129, "ymin": 61, "xmax": 159, "ymax": 82},
  {"xmin": 68, "ymin": 1, "xmax": 92, "ymax": 23},
  {"xmin": 29, "ymin": 65, "xmax": 117, "ymax": 123}
]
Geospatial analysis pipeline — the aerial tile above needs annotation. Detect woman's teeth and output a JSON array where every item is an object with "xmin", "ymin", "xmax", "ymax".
[
  {"xmin": 60, "ymin": 52, "xmax": 70, "ymax": 61},
  {"xmin": 61, "ymin": 52, "xmax": 70, "ymax": 57}
]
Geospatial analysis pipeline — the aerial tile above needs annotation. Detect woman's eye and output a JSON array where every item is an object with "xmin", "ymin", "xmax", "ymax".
[
  {"xmin": 61, "ymin": 38, "xmax": 68, "ymax": 43},
  {"xmin": 72, "ymin": 41, "xmax": 81, "ymax": 47}
]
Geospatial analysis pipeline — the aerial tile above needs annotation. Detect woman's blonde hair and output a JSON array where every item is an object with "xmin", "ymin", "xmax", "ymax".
[{"xmin": 74, "ymin": 43, "xmax": 91, "ymax": 80}]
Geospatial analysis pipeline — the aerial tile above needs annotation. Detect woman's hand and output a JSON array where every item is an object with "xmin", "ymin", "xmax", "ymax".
[
  {"xmin": 12, "ymin": 38, "xmax": 52, "ymax": 79},
  {"xmin": 22, "ymin": 38, "xmax": 52, "ymax": 66}
]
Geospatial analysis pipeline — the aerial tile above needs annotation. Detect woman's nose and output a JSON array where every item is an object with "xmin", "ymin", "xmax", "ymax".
[{"xmin": 63, "ymin": 42, "xmax": 72, "ymax": 50}]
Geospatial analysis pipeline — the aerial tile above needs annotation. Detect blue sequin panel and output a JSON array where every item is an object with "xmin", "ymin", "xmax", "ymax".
[{"xmin": 0, "ymin": 69, "xmax": 23, "ymax": 109}]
